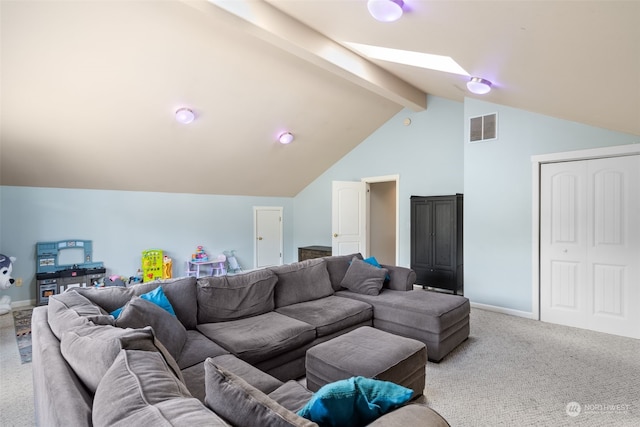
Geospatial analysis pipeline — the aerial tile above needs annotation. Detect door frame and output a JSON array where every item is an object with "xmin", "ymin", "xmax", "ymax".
[{"xmin": 531, "ymin": 144, "xmax": 640, "ymax": 320}]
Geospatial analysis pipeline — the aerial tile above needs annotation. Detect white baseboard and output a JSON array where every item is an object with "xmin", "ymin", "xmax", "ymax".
[
  {"xmin": 11, "ymin": 299, "xmax": 36, "ymax": 309},
  {"xmin": 470, "ymin": 302, "xmax": 536, "ymax": 320}
]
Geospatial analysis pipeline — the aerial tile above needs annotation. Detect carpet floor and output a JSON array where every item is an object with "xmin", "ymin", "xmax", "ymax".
[
  {"xmin": 422, "ymin": 308, "xmax": 640, "ymax": 426},
  {"xmin": 0, "ymin": 307, "xmax": 35, "ymax": 427}
]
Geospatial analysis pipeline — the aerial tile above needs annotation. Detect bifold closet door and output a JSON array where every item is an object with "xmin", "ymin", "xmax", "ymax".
[{"xmin": 540, "ymin": 155, "xmax": 640, "ymax": 339}]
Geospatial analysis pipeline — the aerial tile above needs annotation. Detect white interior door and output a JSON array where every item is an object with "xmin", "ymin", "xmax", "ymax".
[
  {"xmin": 254, "ymin": 206, "xmax": 283, "ymax": 268},
  {"xmin": 540, "ymin": 155, "xmax": 640, "ymax": 338},
  {"xmin": 332, "ymin": 181, "xmax": 368, "ymax": 257}
]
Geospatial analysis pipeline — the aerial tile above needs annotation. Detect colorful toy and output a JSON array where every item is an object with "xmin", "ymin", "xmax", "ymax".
[
  {"xmin": 0, "ymin": 254, "xmax": 16, "ymax": 315},
  {"xmin": 163, "ymin": 255, "xmax": 173, "ymax": 279},
  {"xmin": 192, "ymin": 246, "xmax": 209, "ymax": 262}
]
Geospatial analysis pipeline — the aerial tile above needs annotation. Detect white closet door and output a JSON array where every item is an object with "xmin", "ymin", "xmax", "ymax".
[{"xmin": 540, "ymin": 155, "xmax": 640, "ymax": 338}]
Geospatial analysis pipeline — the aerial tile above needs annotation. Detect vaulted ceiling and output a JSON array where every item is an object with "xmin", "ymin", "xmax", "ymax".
[{"xmin": 2, "ymin": 1, "xmax": 638, "ymax": 197}]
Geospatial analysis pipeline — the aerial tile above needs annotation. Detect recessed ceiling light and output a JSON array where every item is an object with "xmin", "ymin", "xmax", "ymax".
[{"xmin": 345, "ymin": 42, "xmax": 470, "ymax": 76}]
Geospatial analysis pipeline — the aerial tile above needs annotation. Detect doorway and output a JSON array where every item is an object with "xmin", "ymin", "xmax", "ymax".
[{"xmin": 332, "ymin": 175, "xmax": 399, "ymax": 264}]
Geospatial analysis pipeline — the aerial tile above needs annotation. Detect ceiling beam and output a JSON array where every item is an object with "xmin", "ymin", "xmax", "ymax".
[{"xmin": 186, "ymin": 0, "xmax": 426, "ymax": 111}]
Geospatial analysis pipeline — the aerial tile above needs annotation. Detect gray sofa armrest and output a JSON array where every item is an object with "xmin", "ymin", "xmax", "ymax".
[
  {"xmin": 367, "ymin": 403, "xmax": 450, "ymax": 426},
  {"xmin": 32, "ymin": 306, "xmax": 93, "ymax": 427},
  {"xmin": 381, "ymin": 265, "xmax": 416, "ymax": 291}
]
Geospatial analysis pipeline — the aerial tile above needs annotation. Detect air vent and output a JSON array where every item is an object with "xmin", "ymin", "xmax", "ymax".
[{"xmin": 469, "ymin": 113, "xmax": 497, "ymax": 143}]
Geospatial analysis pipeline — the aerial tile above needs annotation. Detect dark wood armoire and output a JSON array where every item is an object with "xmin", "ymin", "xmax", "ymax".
[{"xmin": 410, "ymin": 194, "xmax": 463, "ymax": 295}]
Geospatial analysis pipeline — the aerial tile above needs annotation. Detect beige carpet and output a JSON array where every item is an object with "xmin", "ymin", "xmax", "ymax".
[
  {"xmin": 423, "ymin": 308, "xmax": 640, "ymax": 426},
  {"xmin": 0, "ymin": 307, "xmax": 35, "ymax": 427}
]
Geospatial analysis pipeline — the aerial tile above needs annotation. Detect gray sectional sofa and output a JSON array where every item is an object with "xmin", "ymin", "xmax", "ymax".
[{"xmin": 32, "ymin": 253, "xmax": 469, "ymax": 426}]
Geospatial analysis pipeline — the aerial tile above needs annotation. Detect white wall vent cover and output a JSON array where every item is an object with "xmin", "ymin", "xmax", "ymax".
[{"xmin": 469, "ymin": 113, "xmax": 497, "ymax": 143}]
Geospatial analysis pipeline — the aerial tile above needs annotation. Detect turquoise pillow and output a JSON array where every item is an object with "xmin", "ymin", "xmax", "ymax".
[
  {"xmin": 297, "ymin": 376, "xmax": 413, "ymax": 427},
  {"xmin": 111, "ymin": 286, "xmax": 176, "ymax": 319},
  {"xmin": 363, "ymin": 257, "xmax": 390, "ymax": 281}
]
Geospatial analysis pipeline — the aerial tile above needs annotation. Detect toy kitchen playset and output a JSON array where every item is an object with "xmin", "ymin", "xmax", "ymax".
[{"xmin": 35, "ymin": 240, "xmax": 106, "ymax": 305}]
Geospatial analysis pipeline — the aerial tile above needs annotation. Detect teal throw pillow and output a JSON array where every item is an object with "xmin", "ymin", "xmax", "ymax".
[
  {"xmin": 111, "ymin": 286, "xmax": 176, "ymax": 319},
  {"xmin": 297, "ymin": 376, "xmax": 413, "ymax": 427}
]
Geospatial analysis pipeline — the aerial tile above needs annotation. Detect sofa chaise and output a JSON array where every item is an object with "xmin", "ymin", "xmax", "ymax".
[{"xmin": 32, "ymin": 253, "xmax": 469, "ymax": 426}]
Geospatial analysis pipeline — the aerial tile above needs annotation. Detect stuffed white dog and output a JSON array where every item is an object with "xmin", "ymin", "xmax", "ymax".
[{"xmin": 0, "ymin": 254, "xmax": 16, "ymax": 315}]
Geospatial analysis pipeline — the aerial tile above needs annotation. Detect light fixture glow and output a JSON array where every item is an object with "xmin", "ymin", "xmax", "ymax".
[
  {"xmin": 175, "ymin": 108, "xmax": 195, "ymax": 124},
  {"xmin": 467, "ymin": 77, "xmax": 492, "ymax": 95},
  {"xmin": 367, "ymin": 0, "xmax": 404, "ymax": 22},
  {"xmin": 279, "ymin": 132, "xmax": 294, "ymax": 144},
  {"xmin": 346, "ymin": 42, "xmax": 470, "ymax": 76}
]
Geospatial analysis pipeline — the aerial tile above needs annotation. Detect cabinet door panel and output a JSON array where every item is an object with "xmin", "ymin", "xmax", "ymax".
[
  {"xmin": 433, "ymin": 200, "xmax": 455, "ymax": 268},
  {"xmin": 411, "ymin": 200, "xmax": 433, "ymax": 267}
]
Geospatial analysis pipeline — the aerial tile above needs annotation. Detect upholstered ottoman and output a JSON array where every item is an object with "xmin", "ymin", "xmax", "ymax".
[{"xmin": 305, "ymin": 326, "xmax": 427, "ymax": 397}]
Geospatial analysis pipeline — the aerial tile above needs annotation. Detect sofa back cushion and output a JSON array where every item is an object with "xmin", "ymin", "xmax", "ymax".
[
  {"xmin": 93, "ymin": 349, "xmax": 229, "ymax": 427},
  {"xmin": 60, "ymin": 325, "xmax": 182, "ymax": 393},
  {"xmin": 270, "ymin": 258, "xmax": 333, "ymax": 308},
  {"xmin": 197, "ymin": 269, "xmax": 278, "ymax": 323},
  {"xmin": 74, "ymin": 276, "xmax": 198, "ymax": 329},
  {"xmin": 323, "ymin": 253, "xmax": 363, "ymax": 291},
  {"xmin": 47, "ymin": 291, "xmax": 114, "ymax": 340}
]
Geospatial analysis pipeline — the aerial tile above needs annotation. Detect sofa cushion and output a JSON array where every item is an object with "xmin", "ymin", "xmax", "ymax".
[
  {"xmin": 75, "ymin": 276, "xmax": 199, "ymax": 329},
  {"xmin": 176, "ymin": 330, "xmax": 230, "ymax": 370},
  {"xmin": 336, "ymin": 289, "xmax": 469, "ymax": 335},
  {"xmin": 275, "ymin": 295, "xmax": 372, "ymax": 337},
  {"xmin": 93, "ymin": 349, "xmax": 228, "ymax": 427},
  {"xmin": 47, "ymin": 291, "xmax": 114, "ymax": 340},
  {"xmin": 268, "ymin": 381, "xmax": 314, "ymax": 413},
  {"xmin": 204, "ymin": 359, "xmax": 318, "ymax": 427},
  {"xmin": 340, "ymin": 257, "xmax": 388, "ymax": 296},
  {"xmin": 60, "ymin": 325, "xmax": 182, "ymax": 393},
  {"xmin": 197, "ymin": 312, "xmax": 316, "ymax": 365},
  {"xmin": 297, "ymin": 376, "xmax": 413, "ymax": 427},
  {"xmin": 115, "ymin": 297, "xmax": 187, "ymax": 361},
  {"xmin": 323, "ymin": 253, "xmax": 363, "ymax": 291},
  {"xmin": 270, "ymin": 258, "xmax": 334, "ymax": 308},
  {"xmin": 197, "ymin": 269, "xmax": 278, "ymax": 323}
]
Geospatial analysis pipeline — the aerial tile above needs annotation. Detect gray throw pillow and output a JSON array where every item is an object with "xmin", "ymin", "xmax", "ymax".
[
  {"xmin": 270, "ymin": 258, "xmax": 334, "ymax": 308},
  {"xmin": 93, "ymin": 349, "xmax": 228, "ymax": 427},
  {"xmin": 340, "ymin": 257, "xmax": 388, "ymax": 295},
  {"xmin": 115, "ymin": 296, "xmax": 188, "ymax": 361},
  {"xmin": 204, "ymin": 358, "xmax": 318, "ymax": 427}
]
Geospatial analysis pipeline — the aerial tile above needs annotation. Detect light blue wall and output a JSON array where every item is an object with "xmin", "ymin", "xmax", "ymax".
[
  {"xmin": 4, "ymin": 95, "xmax": 637, "ymax": 313},
  {"xmin": 0, "ymin": 186, "xmax": 293, "ymax": 304},
  {"xmin": 463, "ymin": 98, "xmax": 639, "ymax": 314},
  {"xmin": 293, "ymin": 96, "xmax": 465, "ymax": 266}
]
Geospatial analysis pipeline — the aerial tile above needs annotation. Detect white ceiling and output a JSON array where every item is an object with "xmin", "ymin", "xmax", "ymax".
[{"xmin": 2, "ymin": 0, "xmax": 639, "ymax": 197}]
